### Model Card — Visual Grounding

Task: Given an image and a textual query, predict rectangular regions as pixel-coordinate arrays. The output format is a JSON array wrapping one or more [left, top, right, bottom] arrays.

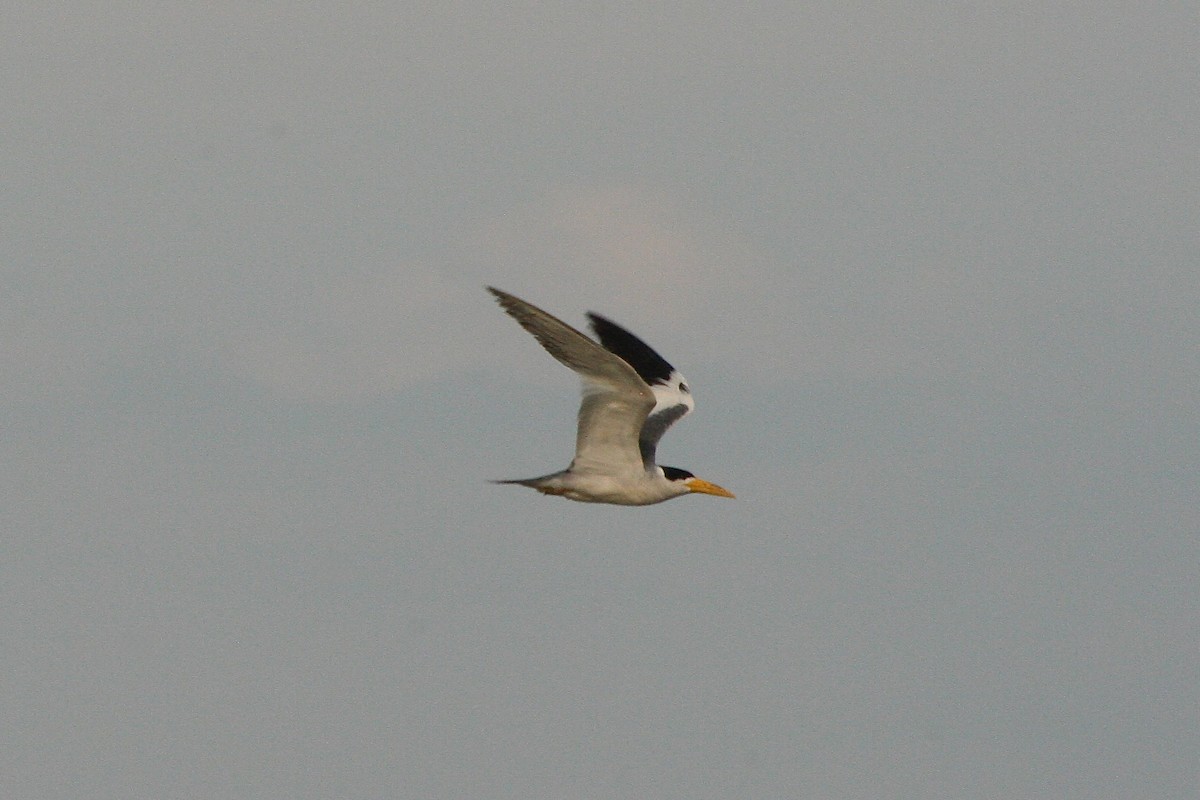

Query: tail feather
[[491, 472, 570, 496], [491, 477, 543, 488]]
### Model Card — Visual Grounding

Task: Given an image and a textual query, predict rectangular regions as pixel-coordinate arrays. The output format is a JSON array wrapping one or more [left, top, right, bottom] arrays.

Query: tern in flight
[[487, 287, 734, 505]]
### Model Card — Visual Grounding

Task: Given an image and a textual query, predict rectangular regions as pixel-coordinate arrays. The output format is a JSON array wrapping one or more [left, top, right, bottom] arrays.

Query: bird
[[486, 286, 734, 505]]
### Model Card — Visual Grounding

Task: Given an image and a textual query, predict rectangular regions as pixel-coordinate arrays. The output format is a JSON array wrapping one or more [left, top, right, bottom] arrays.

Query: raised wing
[[488, 288, 654, 476], [586, 312, 696, 467]]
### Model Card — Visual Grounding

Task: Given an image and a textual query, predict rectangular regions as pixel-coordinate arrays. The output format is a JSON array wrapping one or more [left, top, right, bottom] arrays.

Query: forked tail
[[491, 472, 570, 496]]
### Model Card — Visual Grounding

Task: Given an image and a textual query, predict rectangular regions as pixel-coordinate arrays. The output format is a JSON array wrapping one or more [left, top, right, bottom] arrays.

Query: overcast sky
[[4, 4, 1197, 799]]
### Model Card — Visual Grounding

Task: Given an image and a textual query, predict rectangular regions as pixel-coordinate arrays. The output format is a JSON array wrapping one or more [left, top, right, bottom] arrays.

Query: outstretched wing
[[488, 288, 655, 476], [586, 312, 695, 467]]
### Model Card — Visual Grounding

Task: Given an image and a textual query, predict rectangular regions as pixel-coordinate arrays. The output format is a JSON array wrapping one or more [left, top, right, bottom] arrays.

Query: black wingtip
[[586, 312, 676, 385]]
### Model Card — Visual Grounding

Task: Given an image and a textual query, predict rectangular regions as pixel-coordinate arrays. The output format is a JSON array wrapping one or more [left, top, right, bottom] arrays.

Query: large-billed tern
[[487, 287, 734, 506]]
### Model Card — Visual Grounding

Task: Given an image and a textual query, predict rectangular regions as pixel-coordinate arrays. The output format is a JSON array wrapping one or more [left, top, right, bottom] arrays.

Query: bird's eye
[[679, 382, 689, 393]]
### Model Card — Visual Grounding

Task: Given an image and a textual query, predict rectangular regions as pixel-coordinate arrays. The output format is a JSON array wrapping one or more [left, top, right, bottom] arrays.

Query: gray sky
[[4, 4, 1197, 799]]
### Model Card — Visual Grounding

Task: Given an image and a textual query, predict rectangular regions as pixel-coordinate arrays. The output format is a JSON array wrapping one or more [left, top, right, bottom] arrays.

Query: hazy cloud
[[3, 5, 1196, 799]]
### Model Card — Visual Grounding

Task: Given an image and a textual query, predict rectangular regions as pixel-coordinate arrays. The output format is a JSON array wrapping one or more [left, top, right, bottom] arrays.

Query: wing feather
[[488, 288, 654, 475], [586, 312, 695, 467]]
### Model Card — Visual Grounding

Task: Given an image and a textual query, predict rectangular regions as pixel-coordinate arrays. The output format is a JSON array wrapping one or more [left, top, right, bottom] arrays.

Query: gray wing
[[487, 287, 655, 476], [586, 312, 696, 468], [637, 403, 692, 467]]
